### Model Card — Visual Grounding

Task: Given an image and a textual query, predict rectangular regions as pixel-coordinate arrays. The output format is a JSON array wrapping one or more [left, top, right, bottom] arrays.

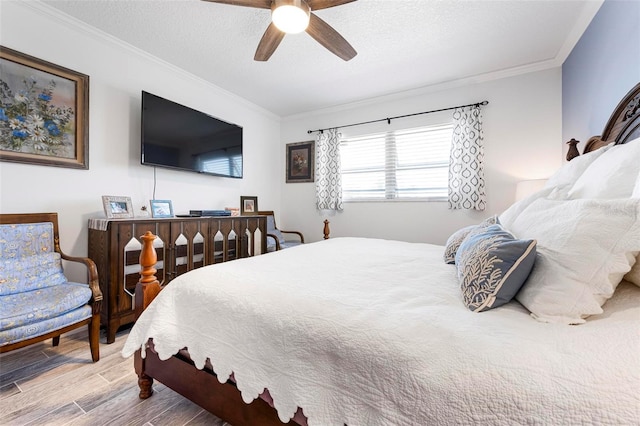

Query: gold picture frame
[[0, 46, 89, 169]]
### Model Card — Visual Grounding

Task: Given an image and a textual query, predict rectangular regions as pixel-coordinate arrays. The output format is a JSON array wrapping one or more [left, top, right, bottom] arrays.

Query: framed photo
[[286, 141, 314, 183], [0, 46, 89, 169], [150, 199, 174, 218], [102, 196, 134, 219], [240, 196, 258, 215]]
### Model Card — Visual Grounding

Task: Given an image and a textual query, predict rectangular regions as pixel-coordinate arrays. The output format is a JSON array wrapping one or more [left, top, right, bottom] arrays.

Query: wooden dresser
[[88, 215, 267, 343]]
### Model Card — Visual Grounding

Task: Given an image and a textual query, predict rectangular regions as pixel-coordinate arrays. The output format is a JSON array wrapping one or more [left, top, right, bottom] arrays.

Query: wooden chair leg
[[52, 336, 60, 346], [88, 314, 100, 362]]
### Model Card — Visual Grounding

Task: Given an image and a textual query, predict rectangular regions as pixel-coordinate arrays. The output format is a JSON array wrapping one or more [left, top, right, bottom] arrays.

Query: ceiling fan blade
[[307, 0, 357, 11], [255, 23, 285, 61], [201, 0, 272, 9], [306, 13, 357, 61]]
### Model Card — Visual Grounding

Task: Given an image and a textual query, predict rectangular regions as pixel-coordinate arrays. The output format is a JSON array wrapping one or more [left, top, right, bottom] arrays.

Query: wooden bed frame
[[132, 83, 640, 426], [568, 82, 640, 159]]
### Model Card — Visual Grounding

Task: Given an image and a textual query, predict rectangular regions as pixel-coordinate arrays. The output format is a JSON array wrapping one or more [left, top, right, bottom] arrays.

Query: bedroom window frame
[[339, 123, 453, 202]]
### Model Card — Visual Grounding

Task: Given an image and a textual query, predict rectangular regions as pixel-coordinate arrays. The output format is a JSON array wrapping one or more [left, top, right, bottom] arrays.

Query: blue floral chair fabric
[[258, 211, 305, 252], [0, 213, 102, 361]]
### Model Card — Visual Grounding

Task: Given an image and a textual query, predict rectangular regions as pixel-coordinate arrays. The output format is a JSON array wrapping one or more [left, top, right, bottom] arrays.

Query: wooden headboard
[[568, 82, 640, 159]]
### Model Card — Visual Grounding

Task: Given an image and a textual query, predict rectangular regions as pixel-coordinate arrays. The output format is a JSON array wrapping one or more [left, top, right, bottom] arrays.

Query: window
[[340, 123, 453, 201]]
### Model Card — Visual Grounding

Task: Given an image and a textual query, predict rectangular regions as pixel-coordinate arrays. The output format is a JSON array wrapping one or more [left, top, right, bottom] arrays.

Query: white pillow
[[509, 198, 640, 324], [625, 257, 640, 287], [567, 138, 640, 199], [499, 185, 567, 230], [544, 143, 613, 189], [628, 172, 640, 287]]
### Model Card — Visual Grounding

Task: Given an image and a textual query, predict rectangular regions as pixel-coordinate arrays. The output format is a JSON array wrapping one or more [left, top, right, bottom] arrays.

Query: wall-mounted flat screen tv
[[141, 91, 243, 178]]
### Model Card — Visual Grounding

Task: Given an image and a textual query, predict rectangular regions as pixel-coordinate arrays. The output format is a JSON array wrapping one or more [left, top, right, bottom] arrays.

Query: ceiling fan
[[202, 0, 358, 61]]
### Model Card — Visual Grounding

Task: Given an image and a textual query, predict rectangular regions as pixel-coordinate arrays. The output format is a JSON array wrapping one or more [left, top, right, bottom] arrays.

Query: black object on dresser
[[189, 209, 231, 217], [88, 215, 266, 343]]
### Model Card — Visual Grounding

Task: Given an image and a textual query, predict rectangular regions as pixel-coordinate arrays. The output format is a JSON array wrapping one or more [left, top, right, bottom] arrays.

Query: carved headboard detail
[[567, 82, 640, 160]]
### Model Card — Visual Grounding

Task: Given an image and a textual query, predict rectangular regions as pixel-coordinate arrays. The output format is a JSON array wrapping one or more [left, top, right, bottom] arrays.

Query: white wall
[[0, 2, 281, 280], [280, 68, 563, 245]]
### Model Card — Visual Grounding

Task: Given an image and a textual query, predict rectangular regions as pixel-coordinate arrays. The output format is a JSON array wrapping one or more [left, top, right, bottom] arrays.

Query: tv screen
[[141, 91, 243, 178]]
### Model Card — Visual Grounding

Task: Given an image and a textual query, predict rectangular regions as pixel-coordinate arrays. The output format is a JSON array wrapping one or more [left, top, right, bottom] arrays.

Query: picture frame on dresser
[[102, 195, 134, 219], [240, 196, 258, 215], [150, 199, 174, 218], [0, 46, 89, 169]]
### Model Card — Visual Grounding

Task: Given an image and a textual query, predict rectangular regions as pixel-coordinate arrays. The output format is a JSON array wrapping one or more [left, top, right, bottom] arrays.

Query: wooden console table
[[88, 215, 266, 343]]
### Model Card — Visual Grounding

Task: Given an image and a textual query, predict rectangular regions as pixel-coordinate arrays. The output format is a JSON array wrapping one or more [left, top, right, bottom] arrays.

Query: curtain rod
[[307, 100, 489, 134]]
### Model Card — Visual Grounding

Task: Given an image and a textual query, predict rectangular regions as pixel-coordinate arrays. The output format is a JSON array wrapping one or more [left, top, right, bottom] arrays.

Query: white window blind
[[201, 154, 242, 176], [340, 123, 453, 201]]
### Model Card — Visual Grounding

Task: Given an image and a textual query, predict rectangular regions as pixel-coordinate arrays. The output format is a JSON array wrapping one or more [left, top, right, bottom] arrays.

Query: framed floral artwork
[[286, 140, 314, 183], [0, 46, 89, 169]]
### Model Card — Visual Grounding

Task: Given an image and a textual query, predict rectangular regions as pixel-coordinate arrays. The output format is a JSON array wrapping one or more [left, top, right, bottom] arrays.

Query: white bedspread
[[122, 237, 640, 425]]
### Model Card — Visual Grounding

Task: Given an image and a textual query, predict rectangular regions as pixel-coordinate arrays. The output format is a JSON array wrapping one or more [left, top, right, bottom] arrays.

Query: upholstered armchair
[[0, 213, 102, 361], [257, 211, 304, 252]]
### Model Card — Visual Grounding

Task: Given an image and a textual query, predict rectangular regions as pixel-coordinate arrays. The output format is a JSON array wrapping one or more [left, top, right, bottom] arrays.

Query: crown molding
[[17, 0, 281, 122], [283, 59, 560, 121], [283, 0, 604, 122], [16, 0, 603, 123], [555, 0, 604, 64]]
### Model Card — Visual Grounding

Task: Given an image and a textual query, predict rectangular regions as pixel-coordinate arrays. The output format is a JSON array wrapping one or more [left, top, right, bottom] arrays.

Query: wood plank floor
[[0, 328, 228, 426]]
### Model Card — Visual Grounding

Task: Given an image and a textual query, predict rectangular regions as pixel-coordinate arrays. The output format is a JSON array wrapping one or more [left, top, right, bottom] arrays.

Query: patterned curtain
[[448, 105, 486, 210], [315, 128, 344, 211]]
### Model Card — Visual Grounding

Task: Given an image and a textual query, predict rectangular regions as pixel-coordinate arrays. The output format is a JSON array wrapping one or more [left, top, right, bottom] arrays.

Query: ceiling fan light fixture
[[272, 0, 310, 34]]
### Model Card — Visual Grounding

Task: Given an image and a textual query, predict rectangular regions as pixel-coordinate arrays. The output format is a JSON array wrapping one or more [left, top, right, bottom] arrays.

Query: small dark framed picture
[[150, 199, 174, 218], [102, 196, 134, 219], [286, 141, 315, 183], [240, 196, 258, 215]]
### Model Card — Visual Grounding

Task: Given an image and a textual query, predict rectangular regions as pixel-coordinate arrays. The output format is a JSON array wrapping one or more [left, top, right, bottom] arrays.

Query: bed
[[122, 83, 640, 426]]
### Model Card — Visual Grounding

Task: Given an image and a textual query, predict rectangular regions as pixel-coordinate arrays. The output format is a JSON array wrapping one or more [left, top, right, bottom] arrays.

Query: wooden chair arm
[[266, 233, 282, 250], [59, 252, 103, 313], [279, 230, 304, 243]]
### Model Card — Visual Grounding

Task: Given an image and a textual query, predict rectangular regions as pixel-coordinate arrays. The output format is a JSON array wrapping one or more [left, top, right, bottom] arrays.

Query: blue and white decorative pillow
[[443, 215, 498, 264], [455, 224, 536, 312]]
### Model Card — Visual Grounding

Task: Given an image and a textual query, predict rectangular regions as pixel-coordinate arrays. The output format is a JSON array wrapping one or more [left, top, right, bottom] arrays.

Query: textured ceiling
[[42, 0, 601, 117]]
